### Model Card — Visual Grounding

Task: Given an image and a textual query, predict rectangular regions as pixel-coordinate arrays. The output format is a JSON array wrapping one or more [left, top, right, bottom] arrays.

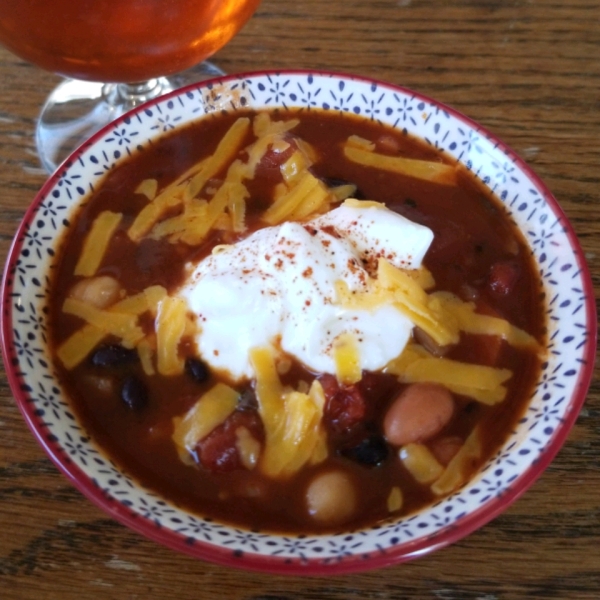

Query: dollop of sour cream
[[176, 202, 434, 381]]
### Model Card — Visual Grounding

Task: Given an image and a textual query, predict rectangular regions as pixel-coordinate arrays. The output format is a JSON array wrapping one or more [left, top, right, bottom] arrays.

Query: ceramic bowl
[[1, 71, 596, 575]]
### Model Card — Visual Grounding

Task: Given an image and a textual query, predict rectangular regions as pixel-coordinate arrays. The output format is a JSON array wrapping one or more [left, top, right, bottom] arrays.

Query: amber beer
[[0, 0, 261, 82]]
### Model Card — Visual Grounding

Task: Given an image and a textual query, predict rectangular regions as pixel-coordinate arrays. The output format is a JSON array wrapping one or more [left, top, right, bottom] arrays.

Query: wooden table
[[0, 1, 598, 598]]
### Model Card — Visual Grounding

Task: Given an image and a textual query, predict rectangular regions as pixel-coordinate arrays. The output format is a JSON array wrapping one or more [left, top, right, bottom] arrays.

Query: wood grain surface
[[0, 1, 598, 598]]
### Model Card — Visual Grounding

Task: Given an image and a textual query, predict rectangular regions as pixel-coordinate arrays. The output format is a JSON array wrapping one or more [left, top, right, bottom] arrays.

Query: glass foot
[[36, 61, 225, 173]]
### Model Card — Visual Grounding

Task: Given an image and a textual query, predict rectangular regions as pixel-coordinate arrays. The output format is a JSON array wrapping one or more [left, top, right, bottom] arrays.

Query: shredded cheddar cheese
[[172, 383, 240, 457], [137, 338, 156, 376], [281, 150, 310, 184], [74, 211, 123, 277], [135, 178, 158, 200], [128, 117, 250, 244], [332, 257, 540, 405], [56, 324, 107, 370], [386, 343, 512, 405], [431, 291, 540, 350], [400, 443, 445, 484], [330, 183, 357, 202], [344, 138, 458, 186], [378, 259, 459, 346], [262, 171, 329, 225], [431, 426, 482, 496], [147, 199, 208, 243], [333, 332, 362, 385], [57, 287, 165, 368], [155, 296, 187, 376], [235, 427, 261, 470], [346, 135, 375, 151], [250, 346, 328, 479], [128, 185, 186, 242], [229, 184, 247, 233], [62, 297, 145, 347], [253, 112, 300, 138], [387, 486, 404, 513], [183, 117, 251, 201], [126, 113, 340, 249]]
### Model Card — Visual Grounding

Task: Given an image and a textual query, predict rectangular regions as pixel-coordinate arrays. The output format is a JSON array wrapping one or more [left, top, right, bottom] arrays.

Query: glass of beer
[[0, 0, 262, 172]]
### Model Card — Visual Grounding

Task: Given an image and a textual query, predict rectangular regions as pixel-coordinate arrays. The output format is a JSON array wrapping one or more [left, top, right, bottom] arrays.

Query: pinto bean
[[383, 383, 454, 447], [305, 470, 357, 524], [69, 275, 122, 308]]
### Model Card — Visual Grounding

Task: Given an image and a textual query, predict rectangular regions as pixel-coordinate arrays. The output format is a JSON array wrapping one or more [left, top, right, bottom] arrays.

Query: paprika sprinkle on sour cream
[[49, 110, 545, 534]]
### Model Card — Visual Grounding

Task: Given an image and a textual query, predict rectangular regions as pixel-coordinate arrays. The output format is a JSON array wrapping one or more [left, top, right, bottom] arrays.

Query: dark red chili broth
[[49, 109, 545, 534]]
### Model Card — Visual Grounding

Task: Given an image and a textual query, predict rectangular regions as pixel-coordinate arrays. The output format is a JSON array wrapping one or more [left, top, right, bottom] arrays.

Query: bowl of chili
[[1, 70, 595, 574]]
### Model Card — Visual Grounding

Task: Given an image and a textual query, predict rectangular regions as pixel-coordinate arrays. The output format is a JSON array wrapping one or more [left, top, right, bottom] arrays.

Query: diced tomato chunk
[[252, 134, 299, 182], [487, 260, 521, 295], [319, 374, 367, 434], [196, 410, 263, 473]]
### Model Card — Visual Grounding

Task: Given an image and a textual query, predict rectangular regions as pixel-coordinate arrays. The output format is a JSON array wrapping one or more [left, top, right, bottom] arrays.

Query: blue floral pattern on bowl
[[1, 71, 595, 574]]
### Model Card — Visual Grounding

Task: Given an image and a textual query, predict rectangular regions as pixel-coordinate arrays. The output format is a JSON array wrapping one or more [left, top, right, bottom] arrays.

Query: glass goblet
[[0, 0, 262, 172]]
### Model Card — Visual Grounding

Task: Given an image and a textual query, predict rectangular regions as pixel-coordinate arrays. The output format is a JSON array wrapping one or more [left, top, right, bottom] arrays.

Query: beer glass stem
[[115, 79, 165, 105], [36, 62, 224, 173]]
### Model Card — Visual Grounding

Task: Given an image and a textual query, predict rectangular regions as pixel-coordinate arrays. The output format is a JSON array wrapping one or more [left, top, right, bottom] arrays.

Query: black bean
[[341, 434, 389, 467], [91, 344, 138, 368], [185, 357, 209, 383], [120, 375, 148, 411]]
